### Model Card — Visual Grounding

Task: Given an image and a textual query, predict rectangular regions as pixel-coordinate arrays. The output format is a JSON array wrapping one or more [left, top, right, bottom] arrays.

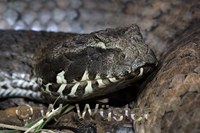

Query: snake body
[[0, 1, 199, 132], [0, 25, 157, 103]]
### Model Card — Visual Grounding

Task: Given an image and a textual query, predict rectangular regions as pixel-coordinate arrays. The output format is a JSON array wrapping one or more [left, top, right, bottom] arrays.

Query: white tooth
[[56, 71, 67, 84], [84, 80, 93, 95], [68, 82, 80, 97], [138, 68, 144, 77], [57, 84, 67, 97], [81, 69, 89, 81], [108, 77, 118, 83]]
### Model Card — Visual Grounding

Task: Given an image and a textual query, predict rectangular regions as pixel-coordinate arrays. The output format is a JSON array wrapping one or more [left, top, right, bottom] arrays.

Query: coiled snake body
[[0, 1, 199, 132]]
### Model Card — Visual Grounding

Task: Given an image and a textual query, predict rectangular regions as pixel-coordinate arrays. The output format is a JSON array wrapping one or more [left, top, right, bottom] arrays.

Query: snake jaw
[[41, 65, 147, 101], [42, 69, 122, 100]]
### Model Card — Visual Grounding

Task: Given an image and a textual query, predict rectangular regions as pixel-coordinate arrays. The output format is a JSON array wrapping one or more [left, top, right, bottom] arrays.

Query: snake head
[[34, 24, 158, 102]]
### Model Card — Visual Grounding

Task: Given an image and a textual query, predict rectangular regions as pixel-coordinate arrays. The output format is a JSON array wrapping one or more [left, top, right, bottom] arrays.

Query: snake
[[0, 1, 199, 132], [0, 24, 157, 103]]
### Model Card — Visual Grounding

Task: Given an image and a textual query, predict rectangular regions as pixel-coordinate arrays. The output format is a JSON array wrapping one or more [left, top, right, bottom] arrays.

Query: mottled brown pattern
[[135, 24, 200, 133], [0, 0, 199, 132]]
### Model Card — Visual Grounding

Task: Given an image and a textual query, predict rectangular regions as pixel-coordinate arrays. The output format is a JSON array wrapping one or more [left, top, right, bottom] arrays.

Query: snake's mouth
[[42, 67, 144, 100]]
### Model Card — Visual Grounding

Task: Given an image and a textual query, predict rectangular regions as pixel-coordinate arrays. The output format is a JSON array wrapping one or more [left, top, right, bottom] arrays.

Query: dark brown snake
[[0, 24, 157, 102], [0, 0, 199, 132]]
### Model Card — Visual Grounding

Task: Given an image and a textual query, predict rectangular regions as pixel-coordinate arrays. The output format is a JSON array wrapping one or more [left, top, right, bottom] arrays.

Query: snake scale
[[0, 25, 157, 103], [0, 0, 199, 132]]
